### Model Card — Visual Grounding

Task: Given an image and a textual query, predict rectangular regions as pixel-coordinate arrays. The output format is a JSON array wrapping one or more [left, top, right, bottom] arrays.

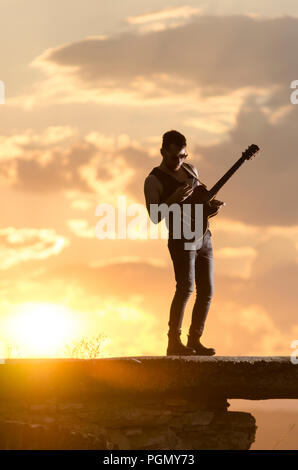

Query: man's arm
[[144, 175, 182, 224], [144, 175, 163, 224]]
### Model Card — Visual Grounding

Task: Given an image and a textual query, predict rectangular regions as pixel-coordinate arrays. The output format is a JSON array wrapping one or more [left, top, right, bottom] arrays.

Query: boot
[[187, 329, 216, 356], [166, 328, 196, 356]]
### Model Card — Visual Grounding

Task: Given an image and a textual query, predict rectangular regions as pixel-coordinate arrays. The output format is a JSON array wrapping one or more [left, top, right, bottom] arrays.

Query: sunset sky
[[0, 0, 297, 359]]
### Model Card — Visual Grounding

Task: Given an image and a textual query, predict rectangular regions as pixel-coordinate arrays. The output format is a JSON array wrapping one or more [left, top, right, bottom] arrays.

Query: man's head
[[160, 130, 188, 171]]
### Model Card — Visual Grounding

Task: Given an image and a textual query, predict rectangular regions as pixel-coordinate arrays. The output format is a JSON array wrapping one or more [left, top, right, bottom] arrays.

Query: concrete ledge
[[0, 356, 297, 401], [5, 357, 293, 449]]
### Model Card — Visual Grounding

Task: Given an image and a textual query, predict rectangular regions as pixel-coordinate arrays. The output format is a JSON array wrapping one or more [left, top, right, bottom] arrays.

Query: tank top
[[148, 163, 211, 241]]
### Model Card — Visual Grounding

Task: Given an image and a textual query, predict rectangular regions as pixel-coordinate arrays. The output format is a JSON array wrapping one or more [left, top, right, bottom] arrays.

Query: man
[[144, 130, 222, 356]]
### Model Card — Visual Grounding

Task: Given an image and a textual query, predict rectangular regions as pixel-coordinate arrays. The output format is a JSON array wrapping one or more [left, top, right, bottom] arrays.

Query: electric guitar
[[181, 144, 260, 239]]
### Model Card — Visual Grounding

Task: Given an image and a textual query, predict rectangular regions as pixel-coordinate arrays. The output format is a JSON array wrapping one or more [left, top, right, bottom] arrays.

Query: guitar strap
[[182, 162, 207, 189], [182, 162, 212, 237]]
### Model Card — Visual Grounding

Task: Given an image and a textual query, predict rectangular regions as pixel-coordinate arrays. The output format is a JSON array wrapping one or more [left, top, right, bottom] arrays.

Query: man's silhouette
[[144, 130, 219, 356]]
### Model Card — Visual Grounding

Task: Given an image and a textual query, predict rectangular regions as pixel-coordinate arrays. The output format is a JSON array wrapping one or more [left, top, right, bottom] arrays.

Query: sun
[[6, 302, 79, 358]]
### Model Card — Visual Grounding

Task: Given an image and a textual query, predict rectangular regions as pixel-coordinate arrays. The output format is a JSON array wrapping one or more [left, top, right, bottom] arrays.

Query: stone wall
[[1, 356, 295, 450], [0, 398, 256, 450]]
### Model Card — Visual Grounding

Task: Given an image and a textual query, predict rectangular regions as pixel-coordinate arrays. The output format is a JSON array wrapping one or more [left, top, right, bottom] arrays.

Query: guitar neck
[[207, 154, 246, 200]]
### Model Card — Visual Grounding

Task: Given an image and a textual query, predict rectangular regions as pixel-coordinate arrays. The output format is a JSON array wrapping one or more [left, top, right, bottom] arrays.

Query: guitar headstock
[[242, 144, 260, 161]]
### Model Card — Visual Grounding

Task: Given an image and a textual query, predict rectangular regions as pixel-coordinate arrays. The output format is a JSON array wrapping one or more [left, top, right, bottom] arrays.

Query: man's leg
[[166, 239, 196, 355], [168, 240, 196, 331], [187, 231, 215, 355]]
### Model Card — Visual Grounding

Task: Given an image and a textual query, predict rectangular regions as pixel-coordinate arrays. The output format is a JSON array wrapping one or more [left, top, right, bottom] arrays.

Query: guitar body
[[185, 185, 220, 238]]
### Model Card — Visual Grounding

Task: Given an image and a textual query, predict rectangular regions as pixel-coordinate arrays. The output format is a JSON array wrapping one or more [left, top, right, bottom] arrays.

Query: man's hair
[[162, 130, 186, 151]]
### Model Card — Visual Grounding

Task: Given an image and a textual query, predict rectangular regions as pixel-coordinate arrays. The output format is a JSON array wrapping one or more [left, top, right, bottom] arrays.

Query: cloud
[[10, 140, 98, 193], [0, 227, 68, 269], [38, 15, 298, 92], [35, 234, 298, 355], [209, 303, 291, 356], [212, 231, 298, 332], [0, 126, 75, 161], [126, 6, 202, 33], [7, 15, 298, 110], [47, 222, 298, 334], [89, 255, 167, 269], [216, 245, 257, 279], [67, 219, 95, 238], [0, 128, 154, 205], [127, 6, 201, 25], [0, 127, 107, 194], [0, 129, 121, 195], [0, 222, 296, 355], [192, 89, 298, 226]]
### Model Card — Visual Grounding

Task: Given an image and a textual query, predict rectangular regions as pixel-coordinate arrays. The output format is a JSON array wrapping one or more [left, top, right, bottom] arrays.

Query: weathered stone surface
[[0, 356, 296, 400], [2, 356, 296, 449], [0, 409, 256, 450]]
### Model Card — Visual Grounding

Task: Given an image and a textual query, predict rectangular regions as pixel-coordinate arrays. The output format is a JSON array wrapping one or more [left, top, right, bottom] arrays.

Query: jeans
[[167, 229, 214, 336]]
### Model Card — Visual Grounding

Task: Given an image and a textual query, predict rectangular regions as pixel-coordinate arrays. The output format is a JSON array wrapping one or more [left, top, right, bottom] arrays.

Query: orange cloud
[[7, 15, 295, 116], [193, 91, 298, 226], [126, 6, 202, 33], [127, 6, 201, 24], [0, 227, 68, 269], [67, 219, 95, 238]]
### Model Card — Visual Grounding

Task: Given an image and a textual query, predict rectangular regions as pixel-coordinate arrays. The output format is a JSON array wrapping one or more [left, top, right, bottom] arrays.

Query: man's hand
[[210, 199, 226, 208], [169, 183, 194, 204]]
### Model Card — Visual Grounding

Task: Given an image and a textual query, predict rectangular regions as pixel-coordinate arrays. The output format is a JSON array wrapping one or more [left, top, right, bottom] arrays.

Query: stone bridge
[[0, 356, 297, 450]]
